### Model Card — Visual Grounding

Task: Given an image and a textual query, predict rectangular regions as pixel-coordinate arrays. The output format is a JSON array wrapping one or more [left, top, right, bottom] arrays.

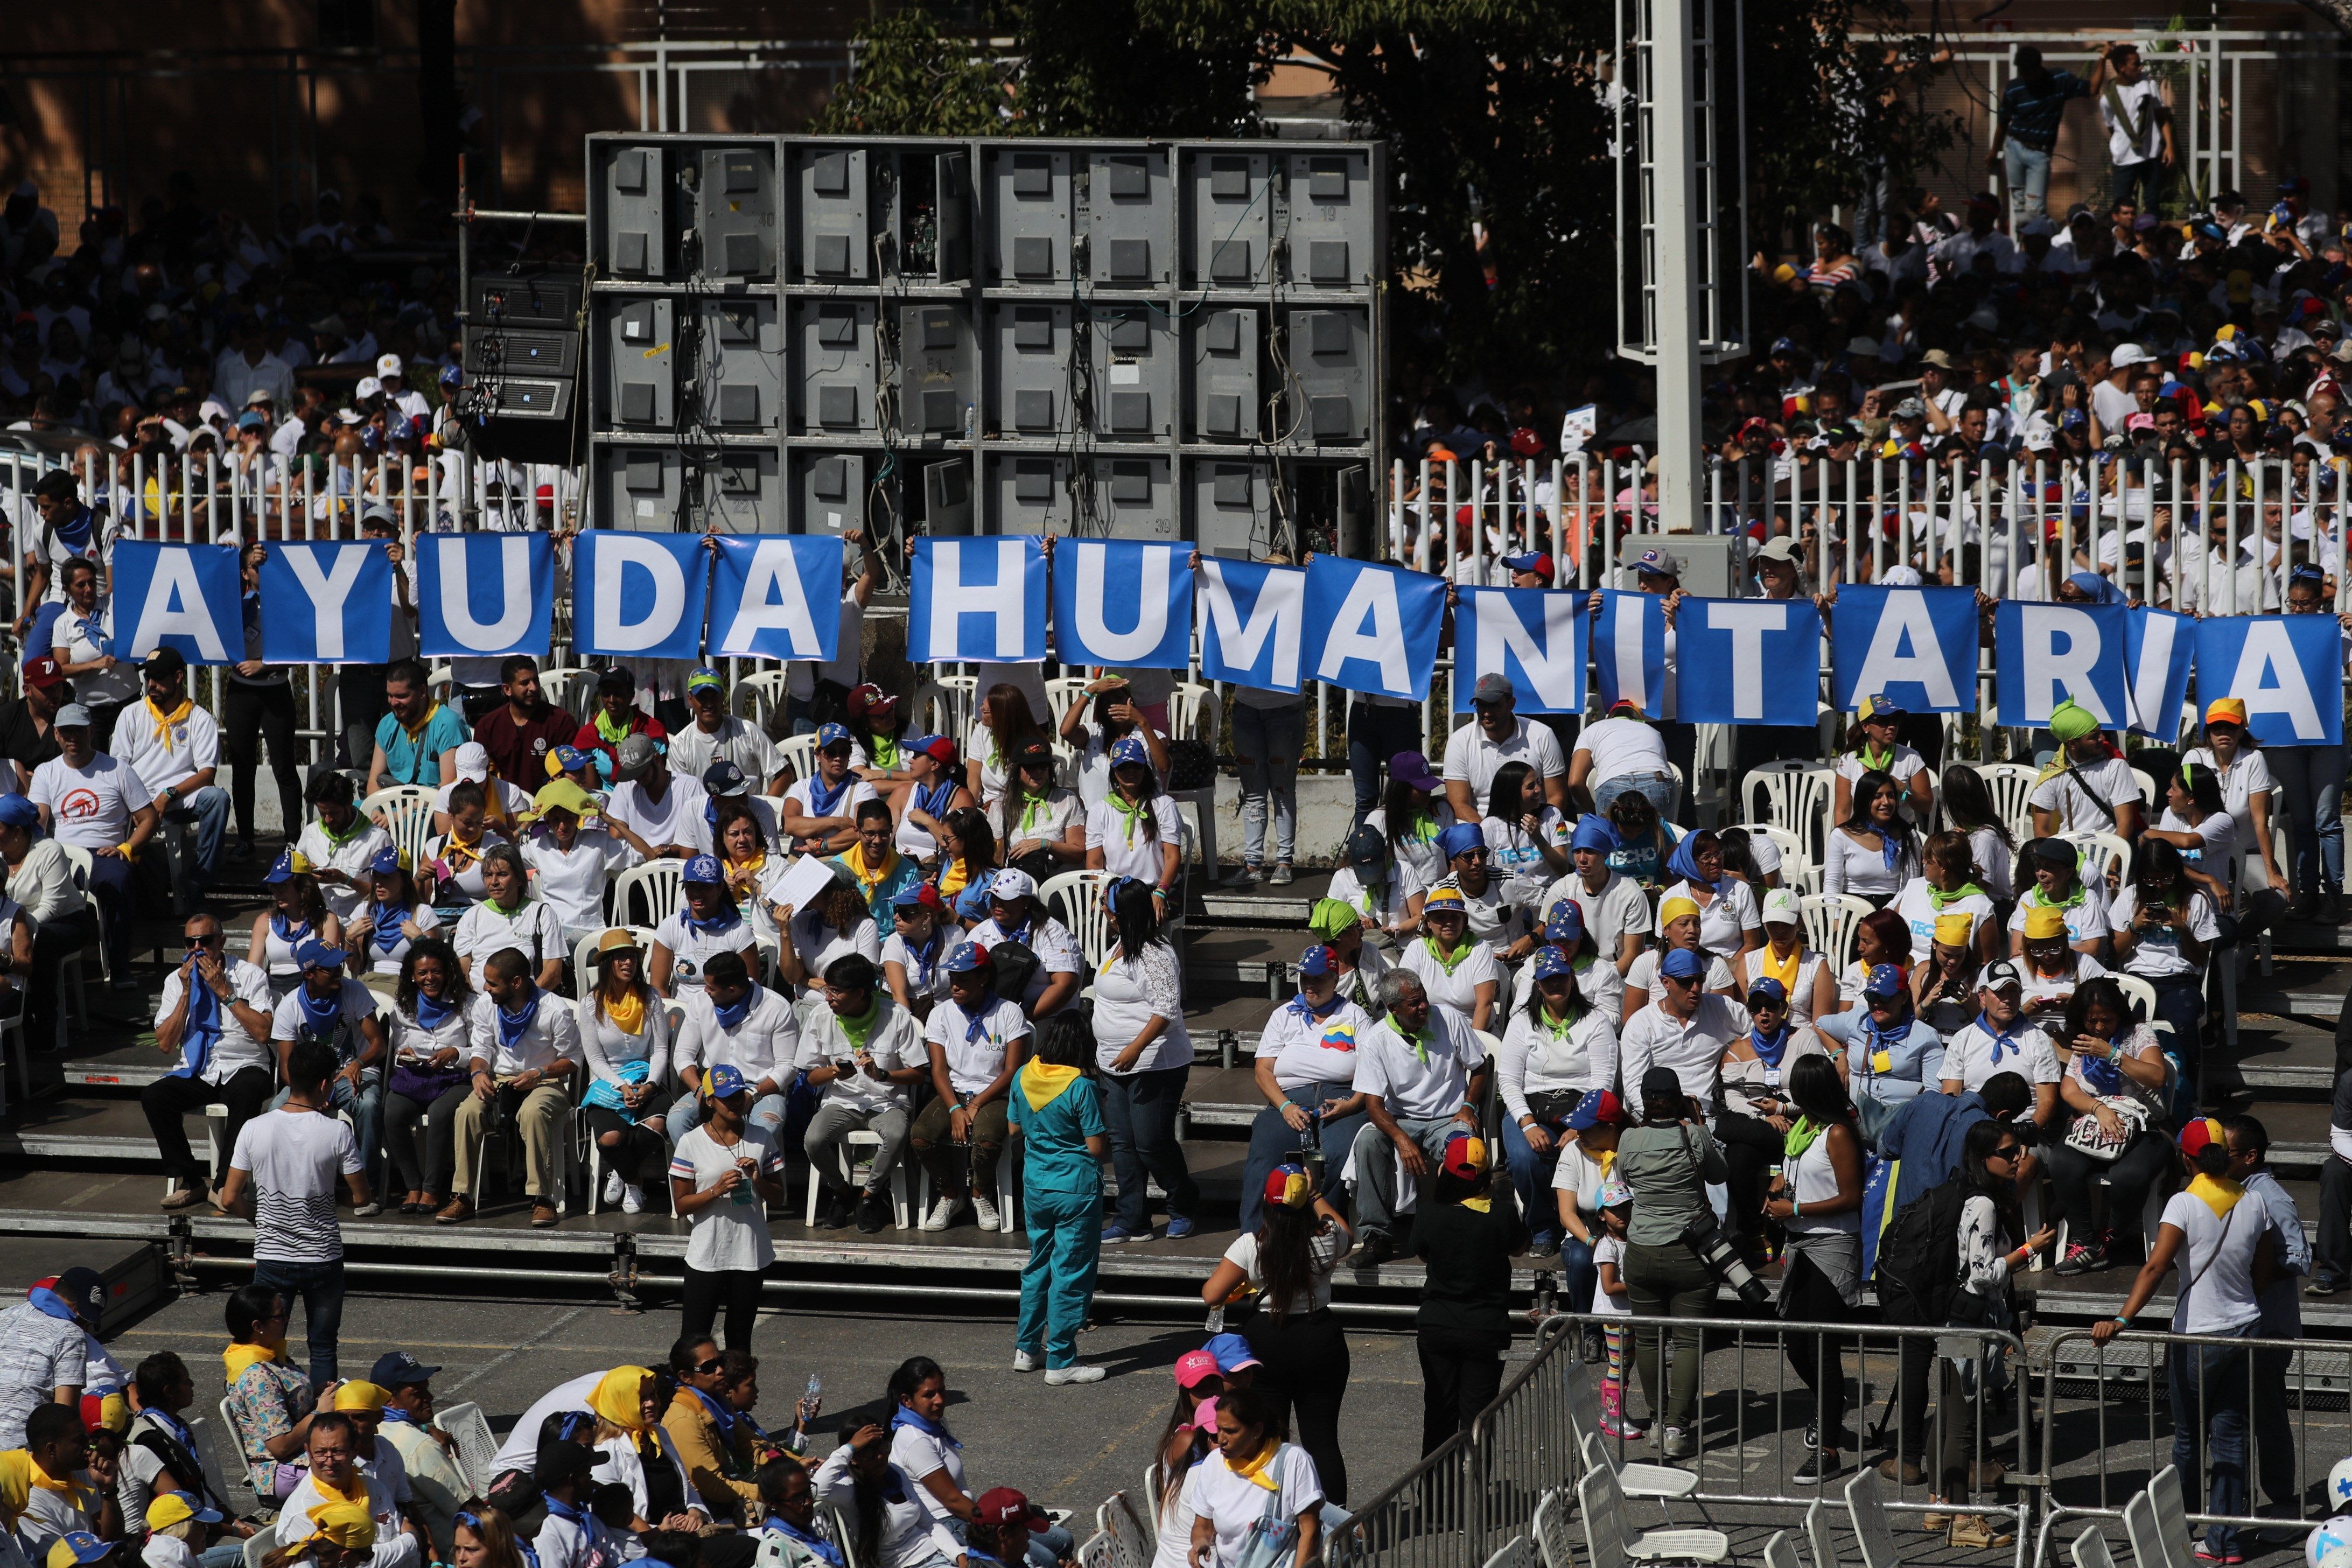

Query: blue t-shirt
[[374, 703, 471, 786], [1008, 1069, 1105, 1198], [1999, 69, 2089, 149]]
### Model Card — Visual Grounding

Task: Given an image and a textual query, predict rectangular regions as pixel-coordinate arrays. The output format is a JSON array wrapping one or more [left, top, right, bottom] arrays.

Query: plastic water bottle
[[804, 1372, 822, 1403], [1203, 1304, 1224, 1334]]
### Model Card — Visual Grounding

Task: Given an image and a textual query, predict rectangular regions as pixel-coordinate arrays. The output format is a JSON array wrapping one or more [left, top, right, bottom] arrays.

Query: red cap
[[1442, 1132, 1488, 1181], [22, 656, 64, 691], [974, 1488, 1050, 1531], [2178, 1117, 2228, 1158], [847, 683, 899, 718], [1173, 1349, 1221, 1388], [915, 736, 958, 765]]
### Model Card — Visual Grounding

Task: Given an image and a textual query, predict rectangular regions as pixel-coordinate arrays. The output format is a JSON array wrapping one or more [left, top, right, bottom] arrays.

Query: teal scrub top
[[1010, 1069, 1105, 1197]]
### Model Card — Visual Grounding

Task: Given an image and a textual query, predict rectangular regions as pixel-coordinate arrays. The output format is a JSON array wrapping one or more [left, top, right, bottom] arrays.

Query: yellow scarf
[[2185, 1172, 2245, 1220], [305, 1467, 371, 1515], [601, 987, 647, 1037], [400, 702, 445, 748], [939, 858, 972, 899], [587, 1366, 652, 1432], [223, 1340, 283, 1384], [1018, 1060, 1081, 1111], [1758, 941, 1801, 997], [144, 695, 194, 746], [0, 1450, 31, 1528], [1229, 1439, 1282, 1492], [843, 842, 895, 892], [27, 1458, 82, 1502], [442, 830, 486, 870]]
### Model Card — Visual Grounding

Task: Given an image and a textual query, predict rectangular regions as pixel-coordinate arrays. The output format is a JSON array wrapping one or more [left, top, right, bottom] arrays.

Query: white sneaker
[[972, 1193, 1003, 1230], [1044, 1364, 1106, 1386], [1012, 1350, 1039, 1373], [621, 1184, 645, 1215], [923, 1194, 963, 1231], [603, 1168, 625, 1206]]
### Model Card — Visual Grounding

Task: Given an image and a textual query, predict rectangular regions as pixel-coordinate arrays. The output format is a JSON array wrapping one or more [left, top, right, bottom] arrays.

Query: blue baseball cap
[[1437, 822, 1486, 861], [369, 846, 405, 876], [1658, 948, 1707, 982], [682, 854, 725, 885], [0, 794, 37, 830], [1864, 962, 1906, 998], [894, 883, 942, 911], [1109, 736, 1152, 769], [703, 1063, 749, 1101], [1203, 1332, 1262, 1373], [1566, 1089, 1629, 1130], [1543, 902, 1585, 944], [1531, 947, 1573, 981], [942, 943, 989, 975], [1746, 975, 1788, 1007], [701, 760, 749, 797], [295, 940, 347, 972], [51, 1534, 113, 1566], [1297, 943, 1334, 977], [262, 850, 299, 884], [552, 744, 592, 773], [369, 1350, 441, 1386], [1343, 825, 1387, 868], [817, 722, 853, 748]]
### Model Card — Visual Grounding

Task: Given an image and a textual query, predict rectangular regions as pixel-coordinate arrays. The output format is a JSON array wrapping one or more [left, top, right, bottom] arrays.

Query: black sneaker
[[1803, 1418, 1819, 1451], [1793, 1452, 1846, 1486], [1345, 1229, 1396, 1270], [857, 1191, 891, 1234], [2310, 1274, 2346, 1297], [811, 1191, 851, 1230]]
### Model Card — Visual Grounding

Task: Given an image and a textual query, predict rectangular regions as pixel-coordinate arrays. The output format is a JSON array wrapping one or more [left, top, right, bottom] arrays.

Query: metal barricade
[[2035, 1324, 2351, 1567]]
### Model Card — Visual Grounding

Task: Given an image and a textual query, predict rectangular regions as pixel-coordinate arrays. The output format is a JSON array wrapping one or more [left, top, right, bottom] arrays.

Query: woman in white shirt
[[1737, 891, 1833, 1027], [1326, 824, 1425, 953], [2109, 839, 2216, 1050], [1823, 768, 1920, 905], [1888, 831, 1999, 963], [1832, 695, 1933, 827], [775, 871, 884, 998], [1938, 764, 2018, 901], [249, 852, 342, 999], [1480, 760, 1570, 894], [1363, 752, 1455, 890], [50, 558, 135, 744], [895, 736, 976, 871], [1398, 885, 1498, 1030], [710, 797, 789, 948], [882, 884, 954, 1021], [520, 782, 640, 947], [451, 844, 566, 992], [994, 738, 1085, 883], [1058, 676, 1171, 811], [1181, 1388, 1324, 1568], [2181, 698, 2282, 890], [1094, 877, 1196, 1241], [1654, 830, 1762, 961], [813, 1422, 959, 1568], [342, 849, 439, 992], [972, 683, 1058, 811], [379, 937, 473, 1215], [577, 929, 675, 1215], [1717, 975, 1831, 1260], [669, 1060, 785, 1349], [650, 855, 760, 999], [2143, 763, 2241, 905], [423, 781, 509, 907], [1567, 705, 1674, 818], [1762, 1055, 1866, 1484], [1086, 737, 1183, 894], [1497, 947, 1618, 1255]]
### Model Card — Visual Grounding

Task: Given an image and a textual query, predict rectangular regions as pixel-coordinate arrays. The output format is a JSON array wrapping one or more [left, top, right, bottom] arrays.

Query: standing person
[[1010, 1012, 1110, 1385], [1093, 877, 1196, 1243], [2181, 699, 2281, 895], [268, 942, 389, 1214], [1224, 677, 1305, 888], [1341, 971, 1490, 1269], [111, 648, 228, 910], [1411, 1134, 1528, 1459], [1765, 1056, 1866, 1484], [48, 559, 133, 751], [2224, 1116, 2305, 1526], [216, 1040, 367, 1386], [2093, 1119, 2276, 1564], [1200, 1165, 1352, 1502], [668, 1065, 785, 1354], [145, 915, 276, 1212], [337, 506, 414, 775], [1989, 45, 2092, 225], [2089, 41, 2173, 216], [30, 702, 156, 986], [1615, 1067, 1726, 1459], [1180, 1389, 1322, 1568], [443, 948, 581, 1228], [222, 540, 304, 856], [2266, 566, 2348, 919]]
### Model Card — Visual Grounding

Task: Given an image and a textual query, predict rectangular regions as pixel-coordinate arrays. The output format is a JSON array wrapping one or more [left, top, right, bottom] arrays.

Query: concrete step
[[2218, 1018, 2341, 1094]]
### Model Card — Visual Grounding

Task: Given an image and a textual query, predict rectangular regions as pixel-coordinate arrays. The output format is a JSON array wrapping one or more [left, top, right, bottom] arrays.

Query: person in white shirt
[[442, 948, 581, 1228], [1397, 883, 1501, 1031], [293, 771, 395, 928], [48, 558, 135, 746], [1342, 969, 1489, 1268], [668, 949, 799, 1150], [268, 940, 391, 1215], [449, 844, 566, 993], [785, 724, 879, 855], [271, 1412, 421, 1568], [797, 953, 928, 1234], [911, 947, 1032, 1232], [811, 1421, 961, 1568], [1937, 960, 2064, 1133], [1497, 946, 1618, 1254], [1544, 817, 1650, 976], [1442, 673, 1571, 823], [964, 869, 1083, 1018], [145, 914, 277, 1210], [1237, 945, 1374, 1235], [530, 1440, 619, 1568], [31, 702, 157, 984], [345, 850, 440, 984], [882, 884, 955, 1021], [2091, 43, 2173, 216], [651, 855, 761, 1000], [1083, 736, 1183, 892], [1180, 1390, 1324, 1568], [606, 737, 708, 861], [1567, 701, 1675, 820], [669, 668, 785, 792], [1619, 947, 1753, 1117], [1093, 877, 1196, 1243], [519, 780, 638, 944], [2028, 699, 2145, 839], [110, 648, 228, 906], [667, 1061, 786, 1354]]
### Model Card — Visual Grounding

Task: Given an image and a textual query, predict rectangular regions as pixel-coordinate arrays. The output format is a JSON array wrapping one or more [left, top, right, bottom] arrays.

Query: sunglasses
[[1989, 1146, 2022, 1163], [1453, 849, 1489, 862]]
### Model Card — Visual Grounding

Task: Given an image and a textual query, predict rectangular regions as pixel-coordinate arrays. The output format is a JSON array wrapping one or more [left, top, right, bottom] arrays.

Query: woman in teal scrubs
[[1010, 1012, 1111, 1385]]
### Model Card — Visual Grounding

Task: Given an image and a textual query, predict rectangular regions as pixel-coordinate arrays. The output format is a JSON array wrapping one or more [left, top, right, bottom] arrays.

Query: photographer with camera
[[1615, 1065, 1728, 1460]]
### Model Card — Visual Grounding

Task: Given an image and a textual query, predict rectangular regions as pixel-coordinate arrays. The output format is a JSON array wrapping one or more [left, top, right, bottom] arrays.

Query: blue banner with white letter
[[573, 530, 711, 662], [1453, 587, 1586, 715], [910, 537, 1046, 664], [417, 532, 554, 659], [109, 542, 243, 666], [1196, 557, 1305, 694], [1993, 600, 2128, 729], [1051, 541, 1192, 671], [1303, 555, 1445, 702], [257, 541, 392, 665], [2193, 613, 2346, 745], [1675, 596, 1822, 725], [1591, 591, 1667, 718], [707, 535, 844, 663], [1829, 585, 1979, 714], [2125, 606, 2196, 739]]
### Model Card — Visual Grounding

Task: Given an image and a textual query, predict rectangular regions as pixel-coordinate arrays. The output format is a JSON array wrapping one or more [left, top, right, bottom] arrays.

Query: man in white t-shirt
[[445, 948, 581, 1229], [668, 667, 785, 791], [2091, 43, 2172, 216], [30, 702, 157, 986], [1936, 960, 2062, 1133], [1441, 673, 1569, 822], [269, 941, 391, 1214], [109, 648, 227, 911], [1343, 969, 1488, 1268], [218, 1037, 368, 1385], [2029, 699, 2144, 839], [796, 953, 928, 1234], [605, 734, 707, 860]]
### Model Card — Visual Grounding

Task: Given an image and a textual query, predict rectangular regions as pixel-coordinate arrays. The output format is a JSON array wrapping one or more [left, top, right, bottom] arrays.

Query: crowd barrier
[[1301, 1307, 2352, 1568]]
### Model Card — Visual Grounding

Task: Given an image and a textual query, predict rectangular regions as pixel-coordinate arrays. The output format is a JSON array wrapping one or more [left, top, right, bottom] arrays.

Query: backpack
[[1872, 1174, 1969, 1326], [988, 940, 1041, 1004]]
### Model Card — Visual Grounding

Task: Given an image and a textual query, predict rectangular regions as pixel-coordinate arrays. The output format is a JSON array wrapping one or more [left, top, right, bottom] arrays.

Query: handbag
[[1524, 1089, 1582, 1129], [1230, 1462, 1300, 1568], [2062, 1095, 2148, 1161], [387, 1059, 465, 1104]]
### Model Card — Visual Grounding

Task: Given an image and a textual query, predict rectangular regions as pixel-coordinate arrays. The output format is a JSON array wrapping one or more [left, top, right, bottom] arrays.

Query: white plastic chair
[[1840, 1466, 1902, 1568], [2112, 972, 2158, 1025], [1971, 762, 2040, 846], [2062, 830, 2132, 895], [425, 664, 456, 702], [242, 1535, 271, 1568], [1743, 761, 1837, 863], [2145, 1465, 2196, 1568], [1094, 1490, 1154, 1568], [2130, 766, 2158, 813], [2121, 1490, 2171, 1568], [775, 732, 820, 790], [1762, 1531, 1804, 1568], [803, 1129, 912, 1229], [1565, 1369, 1698, 1502], [2072, 1524, 2122, 1568], [1165, 681, 1217, 741], [535, 667, 591, 714], [1076, 1531, 1113, 1568], [1577, 1445, 1728, 1566], [186, 1413, 235, 1523], [52, 842, 104, 1005], [612, 860, 684, 928], [1039, 869, 1114, 970], [1482, 1538, 1534, 1568], [1045, 677, 1093, 731], [1807, 1499, 1842, 1568], [362, 786, 439, 874], [1532, 1490, 1577, 1568], [915, 1154, 1019, 1235], [1798, 893, 1874, 975], [1734, 822, 1808, 877], [733, 670, 792, 732], [435, 1399, 500, 1493]]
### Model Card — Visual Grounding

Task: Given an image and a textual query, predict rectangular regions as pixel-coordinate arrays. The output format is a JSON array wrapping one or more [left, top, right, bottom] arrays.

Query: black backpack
[[989, 940, 1042, 1003], [1872, 1174, 1968, 1326]]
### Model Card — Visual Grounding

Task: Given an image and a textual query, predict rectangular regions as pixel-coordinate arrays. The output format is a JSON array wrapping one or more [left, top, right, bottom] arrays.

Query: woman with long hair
[[1180, 1387, 1324, 1568], [1497, 947, 1618, 1256], [1059, 675, 1171, 811], [1481, 760, 1570, 889], [2181, 697, 2281, 890], [2143, 762, 2242, 909], [931, 807, 999, 904], [251, 851, 341, 1000], [423, 781, 506, 906], [884, 1355, 978, 1535], [1891, 831, 1998, 963], [709, 795, 788, 946], [293, 769, 394, 925], [1824, 908, 1913, 1019], [813, 1420, 953, 1568], [1364, 751, 1455, 890], [1937, 764, 2017, 901], [576, 929, 675, 1215], [1833, 696, 1934, 826], [2048, 977, 2173, 1276], [1085, 738, 1182, 896], [2109, 837, 2216, 1058], [1146, 1375, 1220, 1568], [897, 734, 976, 872], [450, 843, 565, 992], [992, 739, 1083, 883], [1716, 976, 1830, 1261], [1764, 1055, 1865, 1482], [1094, 877, 1197, 1242], [1824, 769, 1920, 905], [343, 849, 438, 991], [1603, 786, 1678, 889], [774, 872, 883, 996], [1198, 1165, 1353, 1503], [380, 937, 473, 1215], [1012, 1012, 1113, 1383], [971, 684, 1054, 812]]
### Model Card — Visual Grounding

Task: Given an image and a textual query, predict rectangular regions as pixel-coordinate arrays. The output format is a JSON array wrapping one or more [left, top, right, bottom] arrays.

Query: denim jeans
[[1233, 702, 1305, 867], [269, 1068, 383, 1190], [2270, 743, 2346, 893], [667, 1087, 789, 1146], [1238, 1080, 1367, 1234], [2168, 1325, 2255, 1557], [1100, 1064, 1199, 1231], [1499, 1114, 1566, 1247], [2113, 157, 2166, 214], [2004, 142, 2053, 221], [253, 1256, 347, 1385], [1347, 701, 1425, 825], [163, 786, 232, 911], [1558, 1233, 1597, 1326]]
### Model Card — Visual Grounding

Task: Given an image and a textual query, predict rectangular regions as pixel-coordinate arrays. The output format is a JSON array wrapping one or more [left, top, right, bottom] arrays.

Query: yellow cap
[[1933, 912, 1975, 947], [299, 1502, 377, 1552], [1660, 897, 1701, 927], [2024, 906, 2068, 940], [332, 1380, 389, 1413]]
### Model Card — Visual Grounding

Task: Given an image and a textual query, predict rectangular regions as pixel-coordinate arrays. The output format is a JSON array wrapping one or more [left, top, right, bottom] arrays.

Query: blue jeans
[[85, 849, 135, 978], [667, 1087, 789, 1146], [1347, 702, 1424, 825], [1238, 1080, 1367, 1234], [1100, 1065, 1198, 1232], [1559, 1233, 1598, 1325], [164, 787, 232, 913], [1499, 1113, 1567, 1247], [269, 1068, 383, 1191], [252, 1256, 347, 1385], [2004, 142, 2053, 221], [2168, 1325, 2255, 1557], [2270, 743, 2346, 893], [1233, 702, 1305, 867], [1017, 1187, 1101, 1369], [199, 1543, 245, 1568], [2113, 157, 2166, 214]]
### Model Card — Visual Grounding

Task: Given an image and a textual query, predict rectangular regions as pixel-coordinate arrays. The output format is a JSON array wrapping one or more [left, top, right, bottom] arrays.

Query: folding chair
[[2071, 1524, 2122, 1568], [1567, 1373, 1699, 1501], [1762, 1532, 1804, 1568], [1806, 1499, 1842, 1568], [1532, 1488, 1578, 1568], [1840, 1467, 1903, 1568], [435, 1399, 500, 1494], [1482, 1538, 1534, 1568], [1577, 1453, 1728, 1566], [2145, 1466, 2197, 1568]]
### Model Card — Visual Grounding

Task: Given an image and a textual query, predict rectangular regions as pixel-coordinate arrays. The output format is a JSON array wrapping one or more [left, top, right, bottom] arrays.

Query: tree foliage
[[828, 0, 1952, 383], [810, 9, 1021, 138]]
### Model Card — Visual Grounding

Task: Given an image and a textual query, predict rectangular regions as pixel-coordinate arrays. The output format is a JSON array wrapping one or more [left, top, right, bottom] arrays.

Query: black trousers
[[585, 1084, 678, 1187], [1714, 1110, 1784, 1245], [384, 1082, 470, 1195], [1245, 1307, 1352, 1504], [27, 906, 94, 1047], [2318, 1156, 2352, 1287], [338, 664, 390, 773], [1417, 1324, 1507, 1458], [140, 1066, 274, 1188], [221, 681, 303, 843], [681, 1265, 764, 1353], [2048, 1132, 2173, 1245]]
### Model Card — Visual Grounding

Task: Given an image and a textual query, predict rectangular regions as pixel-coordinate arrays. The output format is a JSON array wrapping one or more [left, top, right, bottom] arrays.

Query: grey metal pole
[[1649, 0, 1705, 532]]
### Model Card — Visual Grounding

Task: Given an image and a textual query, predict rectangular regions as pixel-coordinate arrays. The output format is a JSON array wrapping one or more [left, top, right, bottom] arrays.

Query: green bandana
[[838, 999, 879, 1051], [1927, 881, 1987, 911], [1783, 1115, 1828, 1163]]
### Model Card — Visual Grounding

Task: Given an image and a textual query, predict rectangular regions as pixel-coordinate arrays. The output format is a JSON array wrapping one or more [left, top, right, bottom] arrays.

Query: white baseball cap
[[376, 353, 404, 380], [1761, 886, 1802, 925], [2111, 343, 2152, 369], [452, 741, 491, 783]]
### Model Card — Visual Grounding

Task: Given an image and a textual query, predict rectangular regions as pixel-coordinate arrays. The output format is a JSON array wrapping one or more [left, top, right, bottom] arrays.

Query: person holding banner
[[783, 726, 877, 857], [367, 660, 467, 797], [1543, 818, 1648, 978], [1831, 697, 1935, 830], [1059, 678, 1171, 814], [785, 527, 877, 738], [2180, 699, 2283, 893], [2027, 699, 2145, 841], [32, 703, 157, 988], [967, 686, 1058, 813], [1326, 825, 1426, 957], [1084, 738, 1182, 899], [1441, 675, 1570, 828], [2263, 563, 2351, 921], [111, 647, 228, 913], [1224, 672, 1307, 891], [1823, 771, 1922, 906], [15, 469, 110, 649], [450, 844, 564, 995], [2005, 838, 2113, 958], [49, 559, 132, 751]]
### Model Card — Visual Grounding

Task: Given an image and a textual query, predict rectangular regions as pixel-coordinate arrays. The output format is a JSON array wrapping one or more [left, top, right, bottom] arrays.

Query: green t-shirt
[[1009, 1071, 1105, 1197]]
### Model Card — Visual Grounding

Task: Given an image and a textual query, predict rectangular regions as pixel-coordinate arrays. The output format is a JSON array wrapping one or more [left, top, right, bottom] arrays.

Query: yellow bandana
[[401, 702, 445, 748], [0, 1450, 30, 1528], [2185, 1172, 2245, 1220], [601, 988, 647, 1038], [222, 1340, 283, 1384], [1230, 1440, 1282, 1492], [305, 1470, 370, 1513], [299, 1500, 377, 1552], [587, 1366, 653, 1432], [1758, 941, 1801, 996], [1018, 1060, 1081, 1111], [144, 696, 194, 746]]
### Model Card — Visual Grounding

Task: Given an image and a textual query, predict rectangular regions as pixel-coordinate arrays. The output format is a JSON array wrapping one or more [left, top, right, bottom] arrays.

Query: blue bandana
[[2080, 1030, 2129, 1096], [296, 983, 344, 1044], [495, 989, 542, 1053], [270, 912, 311, 948], [889, 1403, 960, 1450], [1974, 1010, 2025, 1063], [711, 988, 754, 1031], [414, 991, 456, 1031], [1751, 1022, 1793, 1070], [1665, 834, 1715, 892], [805, 772, 852, 820], [26, 1287, 73, 1323], [49, 506, 92, 552], [683, 904, 744, 940], [683, 1383, 736, 1445], [763, 1518, 844, 1568], [174, 959, 222, 1079], [372, 899, 407, 954]]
